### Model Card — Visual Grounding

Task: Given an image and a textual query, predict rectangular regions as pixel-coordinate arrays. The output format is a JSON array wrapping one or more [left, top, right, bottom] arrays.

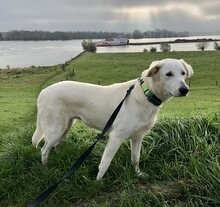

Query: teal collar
[[138, 78, 162, 106]]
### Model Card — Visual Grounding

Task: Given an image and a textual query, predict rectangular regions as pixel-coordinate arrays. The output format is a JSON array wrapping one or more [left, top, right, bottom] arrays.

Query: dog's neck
[[138, 78, 162, 106]]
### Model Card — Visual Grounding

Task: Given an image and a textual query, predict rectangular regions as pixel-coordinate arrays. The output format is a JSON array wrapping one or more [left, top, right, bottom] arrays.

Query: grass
[[0, 66, 64, 133], [0, 51, 220, 206], [0, 117, 219, 206]]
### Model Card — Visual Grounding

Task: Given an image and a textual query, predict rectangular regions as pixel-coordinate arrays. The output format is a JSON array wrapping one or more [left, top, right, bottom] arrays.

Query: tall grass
[[0, 116, 219, 206]]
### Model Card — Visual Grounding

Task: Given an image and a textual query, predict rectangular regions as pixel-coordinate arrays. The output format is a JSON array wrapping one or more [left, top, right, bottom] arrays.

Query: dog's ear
[[143, 60, 162, 77], [179, 59, 193, 78]]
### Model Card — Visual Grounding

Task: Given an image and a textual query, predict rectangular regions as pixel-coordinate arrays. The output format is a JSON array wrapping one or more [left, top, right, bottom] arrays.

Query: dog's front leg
[[130, 135, 144, 176], [96, 134, 124, 181]]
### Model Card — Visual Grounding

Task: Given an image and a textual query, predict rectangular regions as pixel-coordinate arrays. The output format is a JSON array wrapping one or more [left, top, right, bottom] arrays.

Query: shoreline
[[0, 51, 86, 71]]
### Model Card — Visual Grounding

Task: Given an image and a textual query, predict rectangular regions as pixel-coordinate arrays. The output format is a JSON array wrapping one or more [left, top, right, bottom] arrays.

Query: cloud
[[113, 2, 220, 32], [0, 0, 220, 33]]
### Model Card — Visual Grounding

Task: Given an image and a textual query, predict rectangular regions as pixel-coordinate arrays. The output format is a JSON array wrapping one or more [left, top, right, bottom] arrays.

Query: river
[[0, 35, 219, 69]]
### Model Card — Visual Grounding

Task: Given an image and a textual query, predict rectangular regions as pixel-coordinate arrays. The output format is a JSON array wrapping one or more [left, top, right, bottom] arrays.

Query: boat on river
[[96, 37, 129, 47]]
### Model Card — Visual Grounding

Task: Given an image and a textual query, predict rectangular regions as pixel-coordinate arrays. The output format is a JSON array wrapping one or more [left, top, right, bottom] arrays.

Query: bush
[[150, 47, 157, 52], [143, 48, 148, 53], [196, 42, 209, 51], [160, 43, 171, 52], [82, 40, 96, 52], [214, 41, 220, 50]]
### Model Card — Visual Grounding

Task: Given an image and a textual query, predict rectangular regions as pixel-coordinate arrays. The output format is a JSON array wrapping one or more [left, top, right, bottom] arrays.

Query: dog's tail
[[32, 124, 43, 149]]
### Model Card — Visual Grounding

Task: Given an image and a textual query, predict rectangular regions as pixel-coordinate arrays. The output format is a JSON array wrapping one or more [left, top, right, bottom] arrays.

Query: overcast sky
[[1, 0, 220, 33]]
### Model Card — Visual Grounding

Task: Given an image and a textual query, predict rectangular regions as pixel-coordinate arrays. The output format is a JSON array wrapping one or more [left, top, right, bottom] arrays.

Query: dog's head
[[142, 59, 193, 99]]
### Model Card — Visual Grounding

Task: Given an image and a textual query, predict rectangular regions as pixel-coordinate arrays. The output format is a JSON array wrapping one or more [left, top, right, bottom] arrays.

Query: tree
[[196, 42, 209, 51], [132, 30, 143, 39], [143, 29, 189, 38], [150, 47, 157, 52], [160, 43, 171, 52], [0, 33, 3, 40], [214, 41, 220, 50], [82, 40, 96, 52]]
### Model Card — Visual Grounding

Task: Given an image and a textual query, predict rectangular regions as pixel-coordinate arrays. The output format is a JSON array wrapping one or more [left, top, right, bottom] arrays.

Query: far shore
[[129, 38, 220, 46]]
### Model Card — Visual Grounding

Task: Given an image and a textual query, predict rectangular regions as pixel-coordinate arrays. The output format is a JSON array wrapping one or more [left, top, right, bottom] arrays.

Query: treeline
[[1, 30, 125, 41], [133, 29, 189, 39], [0, 29, 189, 41]]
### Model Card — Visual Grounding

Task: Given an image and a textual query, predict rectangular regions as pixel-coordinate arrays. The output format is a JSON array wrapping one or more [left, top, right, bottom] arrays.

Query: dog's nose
[[179, 86, 189, 96]]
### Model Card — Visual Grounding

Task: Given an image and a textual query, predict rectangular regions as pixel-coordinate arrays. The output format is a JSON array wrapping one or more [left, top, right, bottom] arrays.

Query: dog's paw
[[41, 158, 48, 166], [136, 171, 149, 179], [95, 179, 104, 186], [96, 176, 103, 182]]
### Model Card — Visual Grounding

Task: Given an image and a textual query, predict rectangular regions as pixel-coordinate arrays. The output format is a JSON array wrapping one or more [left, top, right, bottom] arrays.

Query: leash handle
[[27, 84, 135, 207]]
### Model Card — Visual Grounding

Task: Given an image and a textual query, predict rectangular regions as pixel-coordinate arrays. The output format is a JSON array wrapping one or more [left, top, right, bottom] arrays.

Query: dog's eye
[[181, 71, 186, 76], [166, 72, 173, 77]]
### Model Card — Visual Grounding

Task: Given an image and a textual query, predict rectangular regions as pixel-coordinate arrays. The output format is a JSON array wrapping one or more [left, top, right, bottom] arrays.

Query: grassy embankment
[[0, 51, 219, 206]]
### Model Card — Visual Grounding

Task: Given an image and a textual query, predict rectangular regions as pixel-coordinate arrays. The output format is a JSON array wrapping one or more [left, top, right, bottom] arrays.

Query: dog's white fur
[[32, 58, 193, 180]]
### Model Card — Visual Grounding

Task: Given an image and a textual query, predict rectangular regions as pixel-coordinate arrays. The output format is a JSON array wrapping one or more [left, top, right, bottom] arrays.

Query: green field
[[0, 51, 220, 206]]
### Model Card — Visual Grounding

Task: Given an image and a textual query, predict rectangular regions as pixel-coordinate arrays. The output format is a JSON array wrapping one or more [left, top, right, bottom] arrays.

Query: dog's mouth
[[175, 92, 189, 97], [170, 92, 189, 97]]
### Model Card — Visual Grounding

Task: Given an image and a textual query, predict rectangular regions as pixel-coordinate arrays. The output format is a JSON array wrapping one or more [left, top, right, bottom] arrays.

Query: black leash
[[27, 84, 135, 207]]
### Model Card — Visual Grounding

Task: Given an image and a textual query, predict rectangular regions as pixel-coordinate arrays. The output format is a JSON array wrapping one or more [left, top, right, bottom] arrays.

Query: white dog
[[32, 58, 193, 180]]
